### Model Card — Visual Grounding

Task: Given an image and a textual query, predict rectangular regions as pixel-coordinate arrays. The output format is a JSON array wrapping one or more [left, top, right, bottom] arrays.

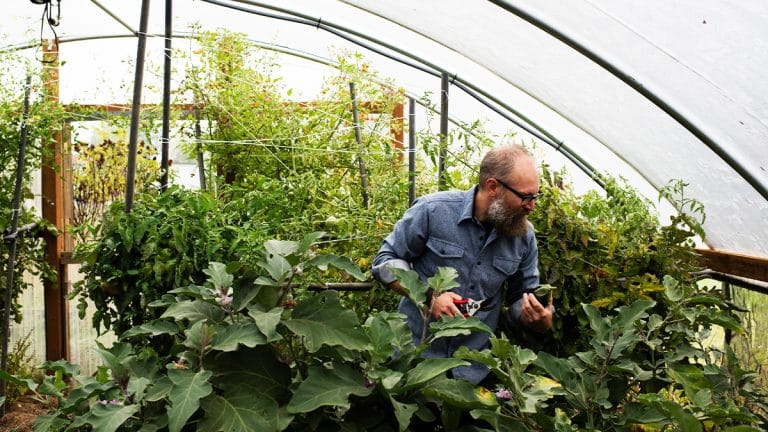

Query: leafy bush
[[5, 255, 767, 431]]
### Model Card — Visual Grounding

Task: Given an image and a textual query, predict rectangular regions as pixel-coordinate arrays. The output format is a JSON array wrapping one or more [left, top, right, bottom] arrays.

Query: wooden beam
[[697, 248, 768, 283], [41, 41, 69, 362]]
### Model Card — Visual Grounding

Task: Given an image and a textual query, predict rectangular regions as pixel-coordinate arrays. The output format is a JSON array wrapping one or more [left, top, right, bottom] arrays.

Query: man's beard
[[487, 197, 530, 237]]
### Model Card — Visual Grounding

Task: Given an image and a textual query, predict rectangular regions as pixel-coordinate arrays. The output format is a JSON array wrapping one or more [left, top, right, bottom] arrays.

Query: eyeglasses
[[493, 177, 542, 204]]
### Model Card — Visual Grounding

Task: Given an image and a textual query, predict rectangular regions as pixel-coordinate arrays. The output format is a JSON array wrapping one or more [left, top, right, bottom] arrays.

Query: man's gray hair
[[478, 144, 532, 185]]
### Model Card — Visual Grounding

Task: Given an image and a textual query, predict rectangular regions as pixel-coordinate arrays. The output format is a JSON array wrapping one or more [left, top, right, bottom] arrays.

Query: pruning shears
[[452, 298, 487, 317]]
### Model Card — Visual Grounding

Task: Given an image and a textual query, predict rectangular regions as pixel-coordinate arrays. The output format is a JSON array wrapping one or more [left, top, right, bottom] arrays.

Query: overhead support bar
[[90, 0, 137, 35], [489, 0, 768, 202]]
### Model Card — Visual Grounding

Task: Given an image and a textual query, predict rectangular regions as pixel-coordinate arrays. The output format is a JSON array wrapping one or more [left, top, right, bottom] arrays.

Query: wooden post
[[41, 40, 69, 361]]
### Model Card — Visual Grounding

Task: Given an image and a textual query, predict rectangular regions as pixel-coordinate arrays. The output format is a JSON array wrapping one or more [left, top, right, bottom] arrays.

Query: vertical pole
[[194, 104, 206, 191], [1, 76, 32, 416], [41, 40, 69, 362], [408, 97, 416, 206], [160, 0, 173, 191], [438, 72, 449, 191], [126, 0, 151, 212], [724, 281, 732, 345], [349, 83, 369, 209]]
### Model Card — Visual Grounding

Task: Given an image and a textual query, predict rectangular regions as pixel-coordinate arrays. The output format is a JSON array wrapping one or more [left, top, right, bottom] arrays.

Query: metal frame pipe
[[125, 0, 151, 212]]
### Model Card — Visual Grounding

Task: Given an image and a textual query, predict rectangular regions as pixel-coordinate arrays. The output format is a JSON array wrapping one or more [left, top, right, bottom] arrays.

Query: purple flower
[[495, 388, 513, 400], [219, 294, 233, 307]]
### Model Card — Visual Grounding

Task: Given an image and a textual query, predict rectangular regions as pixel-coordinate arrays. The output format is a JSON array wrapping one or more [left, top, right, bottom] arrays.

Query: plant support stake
[[160, 0, 172, 191], [438, 72, 449, 191], [349, 82, 369, 208], [1, 75, 32, 416], [408, 97, 416, 206]]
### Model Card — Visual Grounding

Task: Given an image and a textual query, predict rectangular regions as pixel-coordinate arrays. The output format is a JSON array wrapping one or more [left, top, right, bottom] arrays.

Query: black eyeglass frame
[[492, 177, 542, 204]]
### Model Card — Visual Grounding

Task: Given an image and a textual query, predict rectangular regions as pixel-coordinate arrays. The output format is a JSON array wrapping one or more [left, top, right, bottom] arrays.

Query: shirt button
[[476, 261, 481, 266], [470, 285, 475, 290]]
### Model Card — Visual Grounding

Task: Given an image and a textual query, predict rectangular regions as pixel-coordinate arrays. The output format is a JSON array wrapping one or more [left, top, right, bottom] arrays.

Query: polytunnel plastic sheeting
[[4, 0, 768, 259]]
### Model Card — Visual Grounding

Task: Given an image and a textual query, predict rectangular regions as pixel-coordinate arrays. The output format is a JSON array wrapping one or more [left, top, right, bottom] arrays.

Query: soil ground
[[0, 398, 48, 432]]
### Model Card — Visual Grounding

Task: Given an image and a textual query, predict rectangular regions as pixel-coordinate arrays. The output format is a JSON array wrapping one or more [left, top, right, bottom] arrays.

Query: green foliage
[[0, 51, 65, 327], [523, 168, 709, 356], [13, 256, 764, 431], [1, 331, 41, 404], [71, 186, 247, 337]]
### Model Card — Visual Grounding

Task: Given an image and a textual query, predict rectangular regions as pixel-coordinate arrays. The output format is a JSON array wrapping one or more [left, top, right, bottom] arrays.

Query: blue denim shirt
[[372, 186, 540, 384]]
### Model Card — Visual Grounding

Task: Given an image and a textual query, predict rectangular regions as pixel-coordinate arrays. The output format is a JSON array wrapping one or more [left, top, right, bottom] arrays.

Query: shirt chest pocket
[[426, 237, 464, 259], [492, 256, 522, 277], [487, 256, 522, 297]]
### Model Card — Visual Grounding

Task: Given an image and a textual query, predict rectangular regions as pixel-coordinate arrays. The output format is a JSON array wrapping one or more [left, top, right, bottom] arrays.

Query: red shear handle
[[452, 298, 469, 317]]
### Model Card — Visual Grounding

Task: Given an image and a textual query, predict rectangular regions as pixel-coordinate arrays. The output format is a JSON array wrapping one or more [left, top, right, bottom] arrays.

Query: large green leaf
[[306, 254, 366, 281], [203, 261, 234, 290], [261, 252, 292, 282], [668, 363, 710, 400], [615, 299, 655, 331], [248, 306, 284, 342], [429, 315, 492, 340], [367, 369, 404, 390], [167, 369, 213, 432], [182, 320, 216, 352], [364, 313, 398, 364], [264, 239, 299, 257], [534, 351, 575, 384], [391, 268, 430, 305], [469, 409, 529, 432], [389, 395, 418, 432], [211, 347, 292, 401], [210, 322, 268, 351], [664, 275, 683, 302], [582, 303, 609, 340], [297, 231, 326, 254], [420, 377, 498, 410], [199, 393, 280, 432], [161, 299, 225, 323], [287, 364, 373, 413], [120, 320, 180, 340], [33, 413, 70, 432], [283, 291, 369, 352], [67, 403, 140, 432], [401, 358, 470, 391], [426, 266, 461, 294]]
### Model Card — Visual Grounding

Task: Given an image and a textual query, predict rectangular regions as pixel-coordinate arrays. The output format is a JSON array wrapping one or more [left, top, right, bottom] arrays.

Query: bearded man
[[372, 144, 553, 384]]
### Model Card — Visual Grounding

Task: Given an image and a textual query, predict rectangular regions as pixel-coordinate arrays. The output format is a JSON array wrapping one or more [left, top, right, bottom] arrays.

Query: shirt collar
[[457, 185, 479, 225]]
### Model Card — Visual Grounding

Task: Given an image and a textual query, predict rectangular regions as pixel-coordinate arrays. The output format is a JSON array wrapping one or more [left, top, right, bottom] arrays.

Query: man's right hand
[[430, 292, 464, 319]]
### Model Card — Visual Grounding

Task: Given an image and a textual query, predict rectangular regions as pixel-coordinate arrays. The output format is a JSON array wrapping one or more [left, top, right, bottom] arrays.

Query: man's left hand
[[519, 292, 553, 333]]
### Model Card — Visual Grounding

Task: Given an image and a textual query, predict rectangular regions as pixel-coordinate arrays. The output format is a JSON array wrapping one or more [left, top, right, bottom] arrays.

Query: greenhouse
[[1, 0, 767, 430]]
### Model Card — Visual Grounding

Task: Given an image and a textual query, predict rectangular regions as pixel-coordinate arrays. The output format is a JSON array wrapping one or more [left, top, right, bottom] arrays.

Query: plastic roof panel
[[4, 0, 768, 258], [342, 0, 768, 257]]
